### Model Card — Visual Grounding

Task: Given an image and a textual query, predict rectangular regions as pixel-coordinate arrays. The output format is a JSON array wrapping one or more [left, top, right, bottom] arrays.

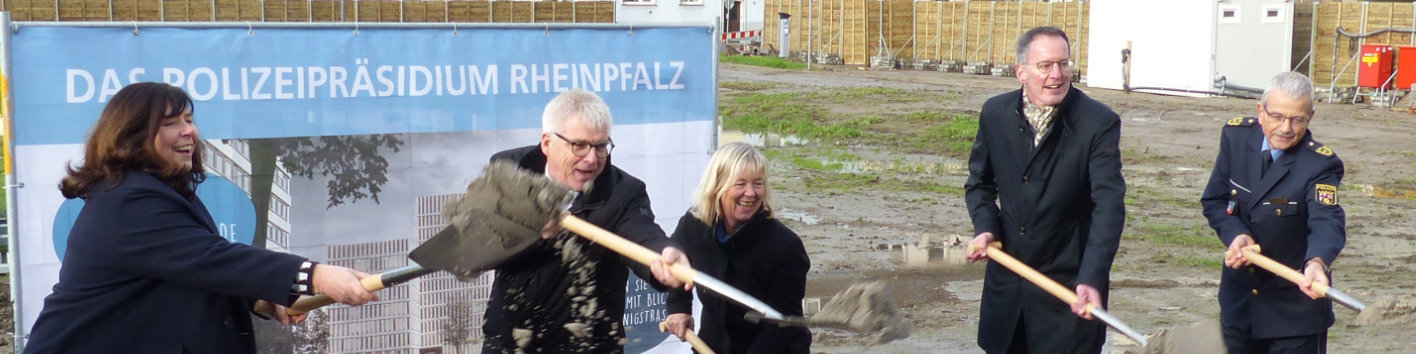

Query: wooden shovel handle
[[659, 321, 716, 354], [1232, 245, 1331, 296], [968, 241, 1085, 307], [255, 272, 388, 318], [560, 215, 697, 288], [287, 274, 389, 315]]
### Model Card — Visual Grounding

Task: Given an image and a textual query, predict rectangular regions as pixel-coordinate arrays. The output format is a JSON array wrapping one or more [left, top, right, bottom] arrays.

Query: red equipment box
[[1397, 46, 1416, 90], [1359, 44, 1394, 89]]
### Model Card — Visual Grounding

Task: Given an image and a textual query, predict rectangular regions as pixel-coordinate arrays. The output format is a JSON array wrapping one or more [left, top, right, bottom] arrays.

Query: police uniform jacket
[[965, 87, 1126, 353], [482, 145, 679, 353], [665, 209, 811, 354], [1200, 118, 1345, 339], [25, 170, 306, 353]]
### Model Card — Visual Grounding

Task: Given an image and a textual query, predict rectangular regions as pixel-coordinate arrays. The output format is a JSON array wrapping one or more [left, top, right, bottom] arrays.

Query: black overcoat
[[482, 145, 678, 353], [665, 209, 811, 354], [964, 87, 1126, 353], [25, 170, 305, 353]]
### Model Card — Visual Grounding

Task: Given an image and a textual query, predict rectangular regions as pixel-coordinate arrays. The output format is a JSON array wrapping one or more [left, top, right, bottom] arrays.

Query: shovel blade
[[410, 161, 575, 279], [410, 219, 541, 280]]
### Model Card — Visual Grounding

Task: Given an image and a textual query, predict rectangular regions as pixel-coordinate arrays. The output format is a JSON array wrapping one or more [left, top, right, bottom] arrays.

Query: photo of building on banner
[[6, 23, 715, 353]]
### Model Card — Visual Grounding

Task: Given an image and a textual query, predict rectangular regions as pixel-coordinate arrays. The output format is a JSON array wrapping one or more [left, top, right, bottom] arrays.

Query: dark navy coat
[[25, 170, 305, 353], [1200, 118, 1345, 339], [965, 87, 1126, 353], [665, 209, 811, 354], [482, 146, 679, 353]]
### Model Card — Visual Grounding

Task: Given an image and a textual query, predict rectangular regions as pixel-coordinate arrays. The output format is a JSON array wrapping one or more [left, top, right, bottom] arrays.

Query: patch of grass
[[724, 114, 868, 140], [1130, 222, 1215, 248], [791, 156, 843, 171], [913, 113, 979, 156], [720, 81, 779, 91], [903, 111, 955, 121], [821, 87, 933, 103], [720, 55, 806, 70], [1171, 255, 1224, 269], [804, 173, 879, 191]]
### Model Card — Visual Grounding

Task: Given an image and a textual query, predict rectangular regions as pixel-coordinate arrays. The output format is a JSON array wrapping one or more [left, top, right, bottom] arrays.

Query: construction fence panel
[[1, 1, 615, 25], [843, 0, 866, 65], [1292, 1, 1314, 75]]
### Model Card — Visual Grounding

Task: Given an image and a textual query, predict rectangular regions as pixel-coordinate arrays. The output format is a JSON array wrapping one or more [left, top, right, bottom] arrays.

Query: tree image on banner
[[441, 294, 482, 353], [246, 134, 404, 248]]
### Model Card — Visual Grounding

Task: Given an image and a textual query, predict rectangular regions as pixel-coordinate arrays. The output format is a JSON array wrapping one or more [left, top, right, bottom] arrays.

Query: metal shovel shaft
[[976, 242, 1149, 347], [1091, 308, 1149, 347], [560, 215, 786, 320], [1239, 245, 1367, 312]]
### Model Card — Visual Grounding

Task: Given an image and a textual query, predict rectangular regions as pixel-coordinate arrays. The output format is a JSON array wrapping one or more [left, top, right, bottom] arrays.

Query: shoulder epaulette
[[1226, 117, 1256, 127], [1307, 141, 1335, 157]]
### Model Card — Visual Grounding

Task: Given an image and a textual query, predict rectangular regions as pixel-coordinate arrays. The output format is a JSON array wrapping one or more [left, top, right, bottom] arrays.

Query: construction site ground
[[716, 62, 1416, 353]]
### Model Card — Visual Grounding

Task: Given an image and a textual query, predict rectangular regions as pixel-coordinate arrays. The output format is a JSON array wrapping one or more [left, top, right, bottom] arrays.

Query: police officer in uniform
[[1201, 71, 1345, 353]]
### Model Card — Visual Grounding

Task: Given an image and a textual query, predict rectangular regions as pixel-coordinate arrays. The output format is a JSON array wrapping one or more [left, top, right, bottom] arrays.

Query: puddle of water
[[839, 159, 967, 175], [776, 208, 821, 225], [879, 234, 970, 267], [719, 129, 812, 147]]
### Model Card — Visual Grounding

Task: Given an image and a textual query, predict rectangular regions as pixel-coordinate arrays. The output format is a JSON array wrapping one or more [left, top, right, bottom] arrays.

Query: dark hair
[[1015, 26, 1071, 64], [59, 82, 206, 199]]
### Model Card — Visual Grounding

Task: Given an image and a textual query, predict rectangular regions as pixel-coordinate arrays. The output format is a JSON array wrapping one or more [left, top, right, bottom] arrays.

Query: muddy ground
[[716, 63, 1416, 353]]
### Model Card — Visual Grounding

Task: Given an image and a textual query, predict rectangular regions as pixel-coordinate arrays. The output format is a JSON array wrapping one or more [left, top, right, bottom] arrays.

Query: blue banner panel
[[12, 25, 715, 145]]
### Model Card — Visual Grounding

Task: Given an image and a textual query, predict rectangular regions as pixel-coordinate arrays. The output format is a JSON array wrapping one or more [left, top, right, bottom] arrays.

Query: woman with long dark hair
[[25, 82, 378, 353]]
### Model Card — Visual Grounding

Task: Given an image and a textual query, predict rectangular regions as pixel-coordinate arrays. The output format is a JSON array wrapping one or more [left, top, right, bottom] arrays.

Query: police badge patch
[[1315, 184, 1339, 206]]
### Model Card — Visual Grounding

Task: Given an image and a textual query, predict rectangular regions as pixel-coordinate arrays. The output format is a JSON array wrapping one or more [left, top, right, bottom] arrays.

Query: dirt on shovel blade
[[409, 161, 575, 280], [1134, 319, 1224, 354], [1355, 294, 1416, 326], [811, 280, 912, 345]]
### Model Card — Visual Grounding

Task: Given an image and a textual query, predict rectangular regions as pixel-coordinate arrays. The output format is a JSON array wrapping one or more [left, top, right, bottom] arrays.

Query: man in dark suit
[[963, 26, 1126, 353], [480, 89, 691, 353], [1201, 71, 1345, 353]]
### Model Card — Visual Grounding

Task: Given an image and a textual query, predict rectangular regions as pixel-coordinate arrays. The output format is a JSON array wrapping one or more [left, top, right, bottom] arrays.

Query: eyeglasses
[[1029, 59, 1074, 73], [1261, 106, 1311, 126], [553, 132, 615, 157]]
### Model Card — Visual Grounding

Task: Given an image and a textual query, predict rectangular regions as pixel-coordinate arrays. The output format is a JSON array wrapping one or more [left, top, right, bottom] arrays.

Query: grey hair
[[542, 89, 613, 133], [1260, 71, 1315, 107], [1015, 26, 1071, 64]]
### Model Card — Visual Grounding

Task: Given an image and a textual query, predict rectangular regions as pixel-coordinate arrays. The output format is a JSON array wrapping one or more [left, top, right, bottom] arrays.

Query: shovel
[[969, 241, 1150, 347], [260, 161, 580, 317], [265, 162, 786, 320], [1229, 245, 1366, 312], [422, 161, 789, 320], [259, 216, 538, 317], [743, 280, 912, 345]]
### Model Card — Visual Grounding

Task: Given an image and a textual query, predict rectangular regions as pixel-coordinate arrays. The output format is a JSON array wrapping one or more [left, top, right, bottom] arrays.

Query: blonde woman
[[663, 142, 811, 353]]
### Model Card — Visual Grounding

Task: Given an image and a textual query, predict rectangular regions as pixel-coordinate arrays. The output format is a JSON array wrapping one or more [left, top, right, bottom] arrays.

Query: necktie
[[1261, 151, 1272, 176]]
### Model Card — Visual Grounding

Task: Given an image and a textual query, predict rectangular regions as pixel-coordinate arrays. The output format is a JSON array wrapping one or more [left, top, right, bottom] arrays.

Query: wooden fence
[[0, 0, 615, 23], [1306, 1, 1416, 89], [762, 0, 1088, 76]]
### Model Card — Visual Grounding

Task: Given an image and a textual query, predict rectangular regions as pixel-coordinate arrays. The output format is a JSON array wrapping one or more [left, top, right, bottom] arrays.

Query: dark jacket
[[482, 145, 678, 353], [965, 87, 1126, 353], [1200, 118, 1344, 339], [666, 209, 811, 354], [25, 170, 304, 354]]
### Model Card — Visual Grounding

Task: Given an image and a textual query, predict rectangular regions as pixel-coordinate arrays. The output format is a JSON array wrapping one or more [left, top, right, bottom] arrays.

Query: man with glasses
[[964, 26, 1125, 353], [482, 89, 692, 353], [1201, 71, 1345, 353]]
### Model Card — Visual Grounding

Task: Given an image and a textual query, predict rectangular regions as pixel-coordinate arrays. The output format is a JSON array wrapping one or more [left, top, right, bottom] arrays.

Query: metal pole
[[1, 12, 27, 352], [711, 18, 720, 151]]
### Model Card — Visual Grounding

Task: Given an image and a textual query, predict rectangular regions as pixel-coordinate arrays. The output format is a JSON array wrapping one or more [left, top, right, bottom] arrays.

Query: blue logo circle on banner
[[51, 173, 256, 262]]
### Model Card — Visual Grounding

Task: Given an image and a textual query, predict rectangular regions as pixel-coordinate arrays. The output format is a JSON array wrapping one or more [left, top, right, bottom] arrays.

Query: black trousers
[[1223, 326, 1327, 354]]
